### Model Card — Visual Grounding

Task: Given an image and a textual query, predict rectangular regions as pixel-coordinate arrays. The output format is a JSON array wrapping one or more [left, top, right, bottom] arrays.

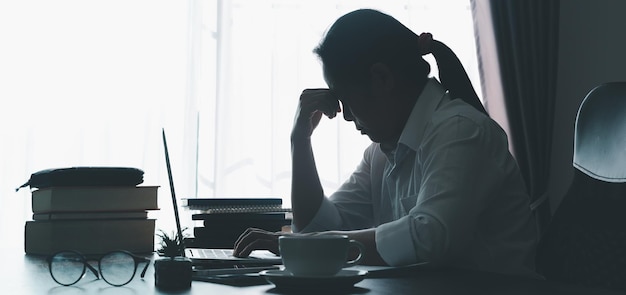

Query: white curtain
[[0, 0, 480, 235]]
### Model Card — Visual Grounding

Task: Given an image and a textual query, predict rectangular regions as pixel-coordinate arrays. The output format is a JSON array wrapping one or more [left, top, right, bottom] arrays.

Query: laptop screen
[[162, 128, 186, 257]]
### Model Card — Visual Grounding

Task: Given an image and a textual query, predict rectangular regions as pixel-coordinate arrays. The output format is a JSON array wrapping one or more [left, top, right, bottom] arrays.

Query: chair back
[[574, 82, 626, 182]]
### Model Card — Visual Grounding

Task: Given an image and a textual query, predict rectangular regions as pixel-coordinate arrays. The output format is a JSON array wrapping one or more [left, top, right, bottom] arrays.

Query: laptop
[[161, 129, 283, 266]]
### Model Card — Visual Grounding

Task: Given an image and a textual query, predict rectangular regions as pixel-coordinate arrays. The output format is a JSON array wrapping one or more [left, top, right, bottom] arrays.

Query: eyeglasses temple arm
[[139, 258, 151, 278]]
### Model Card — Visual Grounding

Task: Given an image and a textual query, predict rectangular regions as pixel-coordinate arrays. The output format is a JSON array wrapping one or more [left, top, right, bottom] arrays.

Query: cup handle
[[345, 239, 366, 267]]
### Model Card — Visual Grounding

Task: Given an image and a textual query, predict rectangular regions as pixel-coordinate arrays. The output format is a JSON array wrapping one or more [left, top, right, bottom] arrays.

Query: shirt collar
[[398, 78, 449, 151]]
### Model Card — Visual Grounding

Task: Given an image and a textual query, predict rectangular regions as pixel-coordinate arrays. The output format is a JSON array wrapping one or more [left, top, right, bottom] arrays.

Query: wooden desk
[[1, 251, 623, 295]]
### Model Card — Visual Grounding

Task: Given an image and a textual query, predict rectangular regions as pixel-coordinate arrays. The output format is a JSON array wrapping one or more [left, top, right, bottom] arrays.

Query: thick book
[[31, 186, 159, 213], [24, 219, 155, 255], [32, 211, 149, 221], [196, 219, 291, 234], [193, 228, 246, 242], [189, 219, 291, 250]]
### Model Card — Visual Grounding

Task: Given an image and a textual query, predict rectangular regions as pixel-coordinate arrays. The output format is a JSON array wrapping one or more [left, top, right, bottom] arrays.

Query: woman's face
[[324, 66, 403, 144]]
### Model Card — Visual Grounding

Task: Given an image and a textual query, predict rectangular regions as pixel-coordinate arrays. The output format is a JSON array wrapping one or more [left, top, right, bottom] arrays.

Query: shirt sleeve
[[295, 143, 380, 233], [376, 114, 509, 266]]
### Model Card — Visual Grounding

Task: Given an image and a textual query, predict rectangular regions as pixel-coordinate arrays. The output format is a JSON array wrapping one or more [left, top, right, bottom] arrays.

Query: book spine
[[191, 212, 286, 221], [32, 211, 149, 221], [186, 206, 291, 214], [31, 186, 159, 213]]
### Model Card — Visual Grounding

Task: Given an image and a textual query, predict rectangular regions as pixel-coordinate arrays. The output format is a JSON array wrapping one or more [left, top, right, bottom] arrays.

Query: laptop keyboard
[[197, 248, 233, 259]]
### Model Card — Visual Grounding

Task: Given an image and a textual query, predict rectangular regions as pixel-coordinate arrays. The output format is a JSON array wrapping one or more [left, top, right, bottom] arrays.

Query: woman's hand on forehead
[[300, 88, 341, 119], [292, 88, 342, 140]]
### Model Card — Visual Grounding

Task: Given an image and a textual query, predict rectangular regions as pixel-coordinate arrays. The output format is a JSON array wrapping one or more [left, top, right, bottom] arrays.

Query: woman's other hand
[[233, 227, 283, 257]]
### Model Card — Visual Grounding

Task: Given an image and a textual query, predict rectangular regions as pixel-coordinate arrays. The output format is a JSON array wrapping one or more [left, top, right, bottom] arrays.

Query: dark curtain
[[488, 0, 560, 233]]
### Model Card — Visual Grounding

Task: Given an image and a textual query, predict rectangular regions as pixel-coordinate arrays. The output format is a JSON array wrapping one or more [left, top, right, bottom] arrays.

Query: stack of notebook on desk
[[183, 198, 291, 249], [19, 167, 159, 256]]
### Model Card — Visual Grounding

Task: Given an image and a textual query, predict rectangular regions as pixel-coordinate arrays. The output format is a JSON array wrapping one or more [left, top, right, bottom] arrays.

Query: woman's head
[[314, 9, 430, 92], [314, 9, 486, 144], [314, 9, 431, 143]]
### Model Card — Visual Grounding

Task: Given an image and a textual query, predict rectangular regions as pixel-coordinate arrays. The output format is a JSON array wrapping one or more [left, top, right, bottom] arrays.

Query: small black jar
[[154, 256, 192, 290]]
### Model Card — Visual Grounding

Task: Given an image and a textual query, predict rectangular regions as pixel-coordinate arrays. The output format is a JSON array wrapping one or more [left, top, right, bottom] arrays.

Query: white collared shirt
[[296, 78, 538, 277]]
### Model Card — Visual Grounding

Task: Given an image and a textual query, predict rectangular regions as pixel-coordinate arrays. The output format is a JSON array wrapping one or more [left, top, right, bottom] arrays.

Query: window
[[0, 0, 480, 233], [190, 0, 482, 205]]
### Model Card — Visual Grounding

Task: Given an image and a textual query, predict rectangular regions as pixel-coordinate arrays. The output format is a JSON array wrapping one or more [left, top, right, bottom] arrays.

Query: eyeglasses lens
[[50, 251, 86, 286], [99, 251, 136, 286]]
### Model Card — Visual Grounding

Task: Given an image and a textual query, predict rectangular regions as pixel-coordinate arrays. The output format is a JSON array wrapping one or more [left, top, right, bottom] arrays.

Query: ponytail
[[419, 33, 488, 116], [315, 10, 487, 116]]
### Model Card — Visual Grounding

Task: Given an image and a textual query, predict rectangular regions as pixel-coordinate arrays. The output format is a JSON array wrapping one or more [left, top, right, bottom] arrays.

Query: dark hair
[[314, 9, 429, 88], [314, 9, 487, 115]]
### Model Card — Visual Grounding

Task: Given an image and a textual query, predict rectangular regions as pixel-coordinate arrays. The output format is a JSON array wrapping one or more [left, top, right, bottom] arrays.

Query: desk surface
[[1, 250, 623, 295], [0, 196, 622, 295]]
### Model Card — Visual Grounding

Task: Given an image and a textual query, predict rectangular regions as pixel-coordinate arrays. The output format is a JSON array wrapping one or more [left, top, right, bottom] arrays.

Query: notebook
[[161, 129, 283, 266], [182, 197, 291, 214]]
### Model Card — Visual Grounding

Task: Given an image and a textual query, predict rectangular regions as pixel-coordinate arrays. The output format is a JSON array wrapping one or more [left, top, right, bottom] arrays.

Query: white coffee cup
[[278, 234, 365, 277]]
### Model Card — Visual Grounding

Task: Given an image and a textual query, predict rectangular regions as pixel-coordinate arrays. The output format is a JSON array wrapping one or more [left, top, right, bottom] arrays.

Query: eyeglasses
[[47, 250, 151, 287]]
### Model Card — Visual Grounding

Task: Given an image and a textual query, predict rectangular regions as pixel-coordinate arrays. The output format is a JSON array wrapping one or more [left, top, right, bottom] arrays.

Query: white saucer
[[259, 269, 368, 290]]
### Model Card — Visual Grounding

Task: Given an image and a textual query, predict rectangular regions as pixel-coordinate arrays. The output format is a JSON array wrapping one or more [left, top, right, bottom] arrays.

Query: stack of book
[[183, 198, 291, 249], [24, 185, 159, 256]]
